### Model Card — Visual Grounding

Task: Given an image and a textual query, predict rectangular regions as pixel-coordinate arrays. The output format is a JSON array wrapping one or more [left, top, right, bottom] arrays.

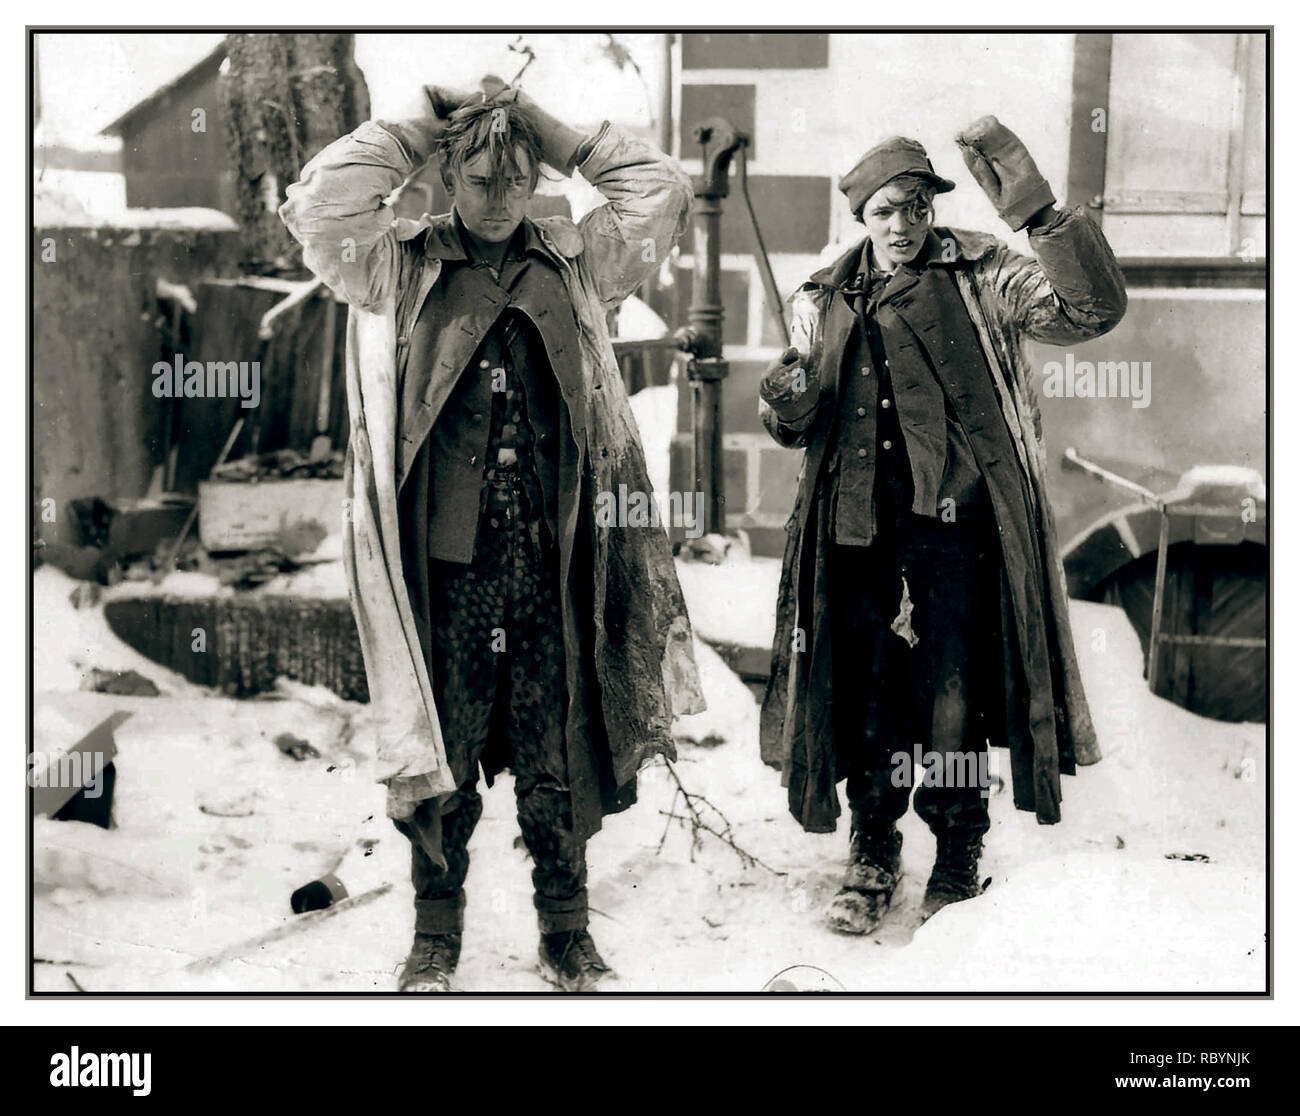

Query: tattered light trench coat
[[759, 213, 1128, 830], [280, 116, 704, 828]]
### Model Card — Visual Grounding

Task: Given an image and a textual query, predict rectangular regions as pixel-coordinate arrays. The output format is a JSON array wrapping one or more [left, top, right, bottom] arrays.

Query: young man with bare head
[[282, 77, 700, 991]]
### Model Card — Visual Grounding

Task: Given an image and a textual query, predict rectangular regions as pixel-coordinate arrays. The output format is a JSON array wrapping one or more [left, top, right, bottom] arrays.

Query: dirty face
[[446, 145, 536, 246], [861, 179, 934, 270]]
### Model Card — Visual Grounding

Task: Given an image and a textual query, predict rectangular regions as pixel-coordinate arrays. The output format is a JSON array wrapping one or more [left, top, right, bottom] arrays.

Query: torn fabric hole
[[891, 575, 919, 648]]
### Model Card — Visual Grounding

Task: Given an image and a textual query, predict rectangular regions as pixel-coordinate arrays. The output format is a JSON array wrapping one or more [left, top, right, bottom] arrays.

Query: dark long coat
[[759, 212, 1127, 829]]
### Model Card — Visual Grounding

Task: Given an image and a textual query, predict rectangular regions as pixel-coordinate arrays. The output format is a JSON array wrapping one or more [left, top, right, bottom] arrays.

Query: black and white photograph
[[28, 26, 1270, 1001]]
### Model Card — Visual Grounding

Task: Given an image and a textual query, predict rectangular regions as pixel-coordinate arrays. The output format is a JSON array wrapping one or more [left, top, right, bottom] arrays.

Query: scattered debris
[[1115, 835, 1126, 849], [36, 542, 116, 584], [274, 732, 320, 761], [678, 532, 734, 565], [197, 788, 258, 818], [1165, 852, 1211, 863], [656, 759, 783, 875], [185, 883, 393, 971], [208, 548, 313, 590], [212, 447, 345, 482], [81, 669, 160, 697]]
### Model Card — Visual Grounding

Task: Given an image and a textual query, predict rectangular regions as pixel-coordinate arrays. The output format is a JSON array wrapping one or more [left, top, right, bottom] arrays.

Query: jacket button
[[882, 440, 893, 450], [397, 334, 409, 346], [881, 398, 891, 409], [479, 359, 490, 370], [857, 407, 867, 417], [470, 413, 484, 424], [860, 367, 870, 376], [857, 448, 867, 458]]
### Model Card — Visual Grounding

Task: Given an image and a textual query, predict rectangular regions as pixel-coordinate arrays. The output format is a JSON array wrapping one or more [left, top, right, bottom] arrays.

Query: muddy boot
[[921, 828, 987, 920], [538, 929, 613, 992], [398, 931, 461, 992], [826, 818, 903, 935]]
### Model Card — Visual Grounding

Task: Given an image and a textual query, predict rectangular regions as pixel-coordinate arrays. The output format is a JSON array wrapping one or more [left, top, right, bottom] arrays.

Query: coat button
[[860, 367, 870, 376], [857, 407, 867, 417], [881, 398, 891, 409], [470, 413, 484, 424], [857, 448, 867, 459], [882, 440, 893, 450], [479, 359, 490, 370]]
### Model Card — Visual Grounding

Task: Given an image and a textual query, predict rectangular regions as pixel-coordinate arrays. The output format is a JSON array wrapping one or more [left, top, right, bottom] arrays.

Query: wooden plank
[[1065, 33, 1112, 215], [31, 708, 130, 818], [198, 477, 344, 554], [185, 884, 392, 972]]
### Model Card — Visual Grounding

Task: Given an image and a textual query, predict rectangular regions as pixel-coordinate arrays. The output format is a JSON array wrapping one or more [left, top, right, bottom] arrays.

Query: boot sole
[[920, 881, 989, 923], [825, 883, 899, 936], [826, 906, 890, 936], [536, 957, 614, 992], [398, 974, 455, 993]]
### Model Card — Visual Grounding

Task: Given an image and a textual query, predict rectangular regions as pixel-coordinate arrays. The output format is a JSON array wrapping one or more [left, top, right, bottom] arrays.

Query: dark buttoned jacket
[[400, 215, 585, 564], [829, 232, 989, 543]]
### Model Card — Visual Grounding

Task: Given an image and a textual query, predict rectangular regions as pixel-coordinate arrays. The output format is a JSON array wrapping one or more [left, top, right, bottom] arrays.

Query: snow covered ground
[[32, 559, 1265, 994]]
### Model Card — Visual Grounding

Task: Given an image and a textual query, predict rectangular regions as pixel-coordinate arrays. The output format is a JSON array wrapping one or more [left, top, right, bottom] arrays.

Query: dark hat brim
[[914, 171, 957, 195], [846, 171, 956, 218]]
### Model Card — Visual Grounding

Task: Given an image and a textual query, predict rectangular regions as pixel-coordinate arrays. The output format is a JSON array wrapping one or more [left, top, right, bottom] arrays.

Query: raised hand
[[955, 115, 1056, 231]]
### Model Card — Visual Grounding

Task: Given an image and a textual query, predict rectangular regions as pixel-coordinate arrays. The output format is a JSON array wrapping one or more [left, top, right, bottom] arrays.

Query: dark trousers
[[829, 498, 998, 837], [394, 467, 588, 936]]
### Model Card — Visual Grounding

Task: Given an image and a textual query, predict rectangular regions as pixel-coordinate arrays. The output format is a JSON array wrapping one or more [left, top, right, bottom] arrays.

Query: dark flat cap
[[839, 136, 956, 217]]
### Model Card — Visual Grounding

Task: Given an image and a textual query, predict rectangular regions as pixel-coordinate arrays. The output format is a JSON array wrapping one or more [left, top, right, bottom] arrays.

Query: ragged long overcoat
[[280, 115, 704, 834], [759, 211, 1127, 830]]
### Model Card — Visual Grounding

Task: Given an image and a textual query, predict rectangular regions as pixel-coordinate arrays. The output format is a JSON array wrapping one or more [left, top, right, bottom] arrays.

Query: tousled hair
[[436, 100, 544, 208], [861, 173, 938, 222]]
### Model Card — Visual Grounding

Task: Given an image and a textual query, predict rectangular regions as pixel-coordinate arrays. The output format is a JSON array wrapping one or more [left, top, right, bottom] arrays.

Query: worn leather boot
[[398, 931, 462, 992], [921, 828, 987, 920], [538, 930, 613, 992], [826, 817, 903, 935]]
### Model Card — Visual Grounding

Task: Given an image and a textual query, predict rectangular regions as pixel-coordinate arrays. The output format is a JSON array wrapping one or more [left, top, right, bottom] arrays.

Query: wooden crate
[[198, 477, 344, 555]]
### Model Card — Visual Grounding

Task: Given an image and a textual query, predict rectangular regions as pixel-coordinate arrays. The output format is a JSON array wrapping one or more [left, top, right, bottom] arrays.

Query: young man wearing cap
[[281, 79, 701, 990], [759, 117, 1127, 934]]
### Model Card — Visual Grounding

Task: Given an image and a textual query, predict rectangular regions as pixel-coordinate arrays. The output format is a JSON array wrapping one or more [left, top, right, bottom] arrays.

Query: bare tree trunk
[[220, 33, 370, 275]]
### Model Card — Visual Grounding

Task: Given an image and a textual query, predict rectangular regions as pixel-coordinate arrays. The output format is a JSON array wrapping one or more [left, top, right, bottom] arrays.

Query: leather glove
[[955, 115, 1056, 232], [760, 346, 818, 424], [478, 74, 586, 173]]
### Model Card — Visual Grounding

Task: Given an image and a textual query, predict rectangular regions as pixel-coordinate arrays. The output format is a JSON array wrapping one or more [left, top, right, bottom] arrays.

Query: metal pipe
[[1062, 446, 1161, 505], [690, 193, 726, 535], [686, 117, 746, 538], [738, 146, 789, 344], [1147, 511, 1171, 692]]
